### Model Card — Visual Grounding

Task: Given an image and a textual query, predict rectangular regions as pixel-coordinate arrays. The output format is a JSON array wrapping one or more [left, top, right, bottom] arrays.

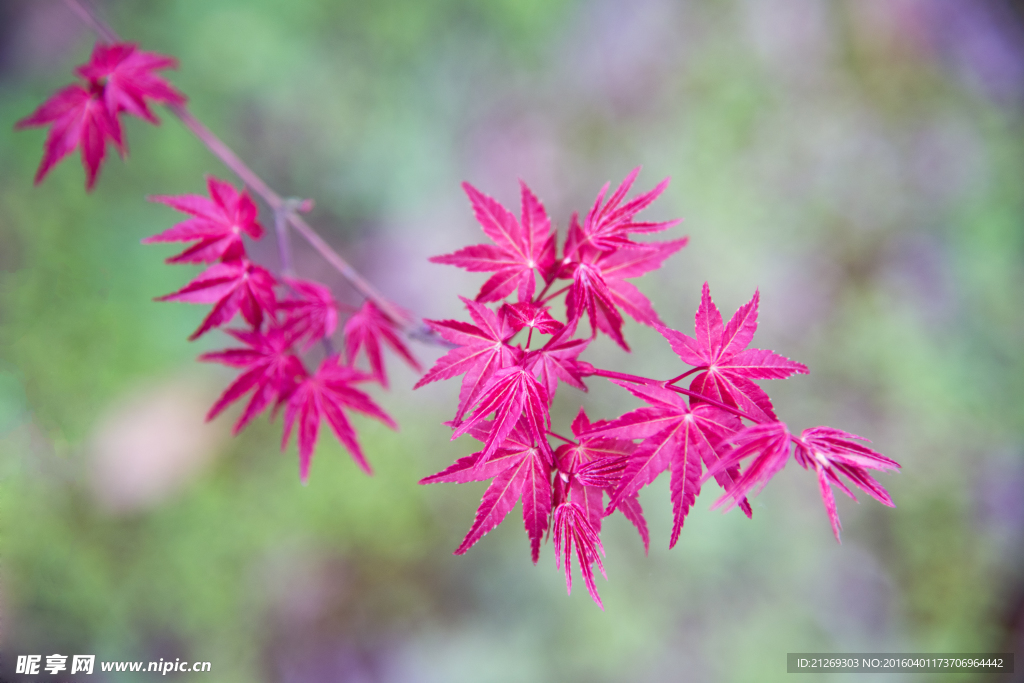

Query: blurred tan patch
[[89, 375, 227, 513]]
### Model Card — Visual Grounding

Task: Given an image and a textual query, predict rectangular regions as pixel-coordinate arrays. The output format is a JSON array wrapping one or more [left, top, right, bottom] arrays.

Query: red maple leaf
[[75, 42, 185, 124], [563, 167, 679, 256], [144, 176, 264, 264], [15, 82, 123, 190], [430, 181, 556, 302], [277, 277, 340, 351], [450, 363, 551, 463], [420, 420, 537, 485], [595, 240, 688, 327], [200, 327, 307, 433], [414, 297, 518, 421], [565, 260, 625, 346], [588, 381, 752, 547], [500, 302, 563, 335], [423, 419, 552, 561], [793, 427, 900, 541], [281, 356, 397, 482], [343, 299, 421, 388], [564, 240, 688, 350], [553, 501, 606, 608], [17, 41, 184, 190], [157, 258, 277, 340], [659, 283, 808, 421], [708, 423, 899, 541], [554, 408, 648, 551]]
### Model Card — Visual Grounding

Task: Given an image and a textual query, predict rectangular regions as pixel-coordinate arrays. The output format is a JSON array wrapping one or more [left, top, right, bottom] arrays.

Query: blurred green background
[[1, 0, 1023, 681]]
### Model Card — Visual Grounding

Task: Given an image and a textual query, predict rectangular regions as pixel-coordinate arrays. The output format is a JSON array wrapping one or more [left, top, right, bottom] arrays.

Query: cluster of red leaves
[[16, 42, 185, 190], [146, 176, 419, 481], [420, 170, 901, 607], [20, 37, 902, 610], [19, 41, 420, 483]]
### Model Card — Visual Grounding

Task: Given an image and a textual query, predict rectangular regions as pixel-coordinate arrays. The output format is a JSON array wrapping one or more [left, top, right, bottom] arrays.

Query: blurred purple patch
[[925, 0, 1024, 104]]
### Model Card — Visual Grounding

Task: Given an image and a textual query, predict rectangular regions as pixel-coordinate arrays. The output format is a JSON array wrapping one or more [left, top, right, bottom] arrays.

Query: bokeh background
[[1, 0, 1023, 681]]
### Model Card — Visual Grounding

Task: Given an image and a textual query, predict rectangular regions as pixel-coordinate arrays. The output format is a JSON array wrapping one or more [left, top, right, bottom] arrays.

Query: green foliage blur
[[2, 0, 1023, 681]]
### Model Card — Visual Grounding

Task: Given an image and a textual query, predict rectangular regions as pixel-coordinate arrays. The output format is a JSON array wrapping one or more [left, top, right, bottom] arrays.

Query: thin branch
[[65, 0, 117, 43], [274, 203, 296, 278], [547, 431, 576, 445], [666, 367, 701, 385], [588, 367, 764, 423], [65, 0, 415, 329]]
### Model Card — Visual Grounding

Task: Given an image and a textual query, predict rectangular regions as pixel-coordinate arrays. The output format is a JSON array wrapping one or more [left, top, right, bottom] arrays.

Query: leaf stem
[[537, 285, 571, 306], [547, 431, 576, 445], [665, 367, 701, 384], [588, 368, 764, 423]]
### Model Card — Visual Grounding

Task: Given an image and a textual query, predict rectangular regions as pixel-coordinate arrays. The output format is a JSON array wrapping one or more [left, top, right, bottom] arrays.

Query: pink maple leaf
[[563, 167, 680, 255], [281, 356, 397, 482], [157, 258, 277, 340], [553, 501, 606, 608], [277, 277, 340, 351], [17, 41, 184, 190], [555, 408, 648, 551], [595, 240, 688, 328], [144, 176, 264, 264], [75, 42, 185, 124], [450, 363, 551, 463], [561, 232, 687, 350], [15, 82, 123, 190], [430, 181, 556, 302], [659, 283, 808, 421], [420, 420, 537, 485], [200, 327, 307, 433], [414, 297, 518, 421], [565, 260, 625, 347], [343, 299, 421, 388], [427, 419, 552, 562], [500, 302, 563, 335], [793, 427, 900, 541], [589, 381, 752, 547]]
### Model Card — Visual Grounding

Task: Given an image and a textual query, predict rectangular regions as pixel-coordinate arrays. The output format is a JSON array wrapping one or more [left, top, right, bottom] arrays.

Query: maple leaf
[[555, 408, 648, 551], [157, 258, 277, 340], [420, 420, 537, 485], [15, 82, 124, 190], [500, 302, 563, 335], [430, 181, 556, 302], [553, 501, 606, 608], [660, 283, 808, 421], [200, 327, 307, 433], [281, 355, 397, 482], [563, 167, 680, 256], [589, 381, 751, 547], [17, 41, 184, 190], [277, 277, 340, 351], [451, 363, 551, 464], [75, 42, 185, 124], [343, 299, 421, 388], [793, 427, 900, 541], [563, 238, 688, 350], [144, 176, 264, 264], [595, 240, 688, 327], [414, 297, 518, 421], [428, 419, 552, 562]]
